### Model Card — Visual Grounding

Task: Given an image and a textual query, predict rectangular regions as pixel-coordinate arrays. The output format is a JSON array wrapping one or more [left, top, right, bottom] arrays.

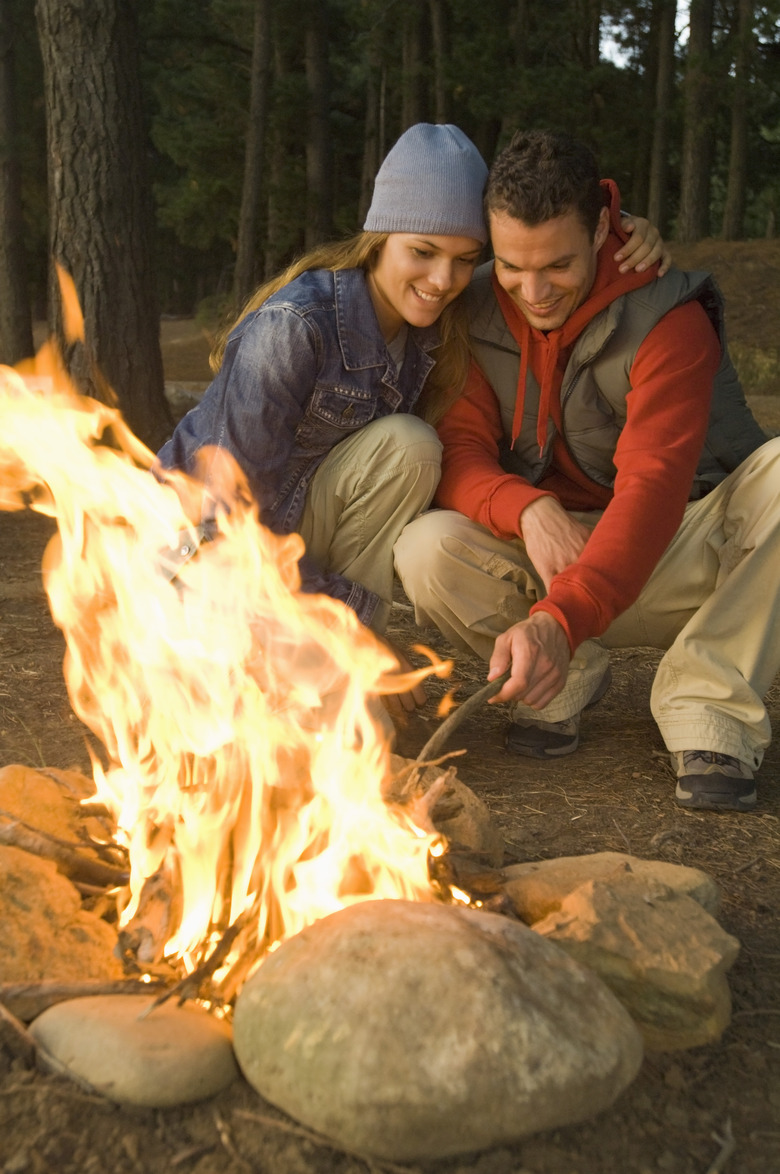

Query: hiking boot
[[673, 750, 757, 812], [505, 666, 612, 760]]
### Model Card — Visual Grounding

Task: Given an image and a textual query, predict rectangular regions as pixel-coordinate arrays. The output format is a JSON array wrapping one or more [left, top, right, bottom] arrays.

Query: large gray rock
[[502, 852, 721, 922], [233, 899, 643, 1161], [29, 994, 238, 1106], [531, 874, 740, 1051]]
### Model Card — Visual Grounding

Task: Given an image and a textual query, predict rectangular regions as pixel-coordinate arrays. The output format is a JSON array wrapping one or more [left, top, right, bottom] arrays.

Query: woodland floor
[[1, 240, 780, 1174]]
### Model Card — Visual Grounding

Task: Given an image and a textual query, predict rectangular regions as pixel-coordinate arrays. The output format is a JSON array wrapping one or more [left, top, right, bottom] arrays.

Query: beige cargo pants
[[298, 414, 442, 633], [394, 437, 780, 770]]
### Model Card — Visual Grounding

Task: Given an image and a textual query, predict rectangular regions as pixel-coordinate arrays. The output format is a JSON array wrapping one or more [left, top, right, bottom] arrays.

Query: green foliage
[[18, 0, 780, 314]]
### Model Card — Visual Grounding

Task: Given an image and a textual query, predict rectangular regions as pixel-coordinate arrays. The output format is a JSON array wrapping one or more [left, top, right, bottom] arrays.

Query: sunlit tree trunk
[[234, 0, 271, 307], [35, 0, 170, 447], [647, 0, 677, 235], [677, 0, 715, 242], [721, 0, 754, 240]]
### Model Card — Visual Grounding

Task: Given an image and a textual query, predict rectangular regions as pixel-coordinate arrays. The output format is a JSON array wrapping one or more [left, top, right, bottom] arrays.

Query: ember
[[0, 334, 444, 991]]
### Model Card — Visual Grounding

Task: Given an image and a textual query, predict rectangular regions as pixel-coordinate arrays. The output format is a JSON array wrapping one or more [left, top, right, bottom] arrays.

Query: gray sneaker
[[673, 750, 756, 812], [505, 666, 612, 759]]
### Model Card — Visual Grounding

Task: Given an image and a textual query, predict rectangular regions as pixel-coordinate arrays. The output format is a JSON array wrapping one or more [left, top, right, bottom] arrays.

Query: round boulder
[[233, 899, 643, 1161]]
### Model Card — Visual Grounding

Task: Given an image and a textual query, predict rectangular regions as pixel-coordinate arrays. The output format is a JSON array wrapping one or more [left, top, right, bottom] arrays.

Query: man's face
[[489, 205, 610, 331]]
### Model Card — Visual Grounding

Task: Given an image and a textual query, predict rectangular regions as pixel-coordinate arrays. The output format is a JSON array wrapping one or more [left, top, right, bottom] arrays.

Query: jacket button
[[342, 405, 355, 419]]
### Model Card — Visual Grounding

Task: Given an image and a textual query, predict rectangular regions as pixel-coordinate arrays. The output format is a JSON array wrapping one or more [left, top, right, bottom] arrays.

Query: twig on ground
[[734, 855, 762, 874], [0, 979, 171, 1023], [0, 1000, 37, 1064], [233, 1108, 420, 1174], [612, 817, 632, 854], [704, 1117, 735, 1174], [213, 1110, 253, 1172], [415, 670, 510, 764]]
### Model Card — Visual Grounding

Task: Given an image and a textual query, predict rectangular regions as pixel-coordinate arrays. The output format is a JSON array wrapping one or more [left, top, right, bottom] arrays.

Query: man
[[394, 129, 776, 813]]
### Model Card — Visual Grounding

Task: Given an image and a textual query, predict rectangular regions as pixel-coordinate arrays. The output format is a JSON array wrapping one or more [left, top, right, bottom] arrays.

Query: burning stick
[[415, 670, 510, 764]]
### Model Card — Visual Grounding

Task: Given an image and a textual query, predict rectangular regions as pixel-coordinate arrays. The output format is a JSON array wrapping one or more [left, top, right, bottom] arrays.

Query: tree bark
[[34, 0, 171, 448], [429, 0, 447, 123], [0, 0, 34, 363], [234, 0, 271, 307], [304, 0, 333, 248], [647, 0, 677, 235], [401, 0, 425, 130], [721, 0, 754, 240], [676, 0, 716, 242]]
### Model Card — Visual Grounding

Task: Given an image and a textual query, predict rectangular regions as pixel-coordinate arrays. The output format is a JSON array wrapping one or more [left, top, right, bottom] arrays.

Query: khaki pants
[[394, 437, 780, 768], [298, 414, 442, 633]]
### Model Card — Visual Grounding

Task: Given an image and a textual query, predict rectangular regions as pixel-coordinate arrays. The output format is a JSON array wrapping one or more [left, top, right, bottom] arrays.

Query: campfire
[[0, 321, 455, 998]]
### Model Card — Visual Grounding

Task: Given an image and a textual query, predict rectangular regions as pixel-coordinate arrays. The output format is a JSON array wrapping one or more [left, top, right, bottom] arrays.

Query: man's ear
[[593, 205, 610, 251]]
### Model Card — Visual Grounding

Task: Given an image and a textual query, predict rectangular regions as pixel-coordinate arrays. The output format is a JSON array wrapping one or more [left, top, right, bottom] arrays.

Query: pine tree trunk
[[34, 0, 170, 448], [401, 1, 425, 130], [429, 0, 447, 123], [676, 0, 715, 242], [721, 0, 753, 240], [0, 0, 34, 363], [234, 0, 271, 308], [359, 29, 382, 223], [647, 0, 677, 234], [304, 0, 332, 248]]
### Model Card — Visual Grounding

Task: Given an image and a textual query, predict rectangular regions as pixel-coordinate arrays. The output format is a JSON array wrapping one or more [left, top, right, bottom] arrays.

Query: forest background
[[0, 0, 779, 447]]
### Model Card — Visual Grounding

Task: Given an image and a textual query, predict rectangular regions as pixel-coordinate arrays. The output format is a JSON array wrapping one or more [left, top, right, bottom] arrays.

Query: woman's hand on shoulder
[[616, 215, 672, 277]]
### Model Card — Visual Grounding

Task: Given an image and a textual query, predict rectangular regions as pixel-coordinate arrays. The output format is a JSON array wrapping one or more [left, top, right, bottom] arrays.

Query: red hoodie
[[436, 182, 721, 653]]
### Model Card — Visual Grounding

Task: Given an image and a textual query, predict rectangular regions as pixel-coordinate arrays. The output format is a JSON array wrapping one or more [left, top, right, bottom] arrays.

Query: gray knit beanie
[[363, 123, 488, 245]]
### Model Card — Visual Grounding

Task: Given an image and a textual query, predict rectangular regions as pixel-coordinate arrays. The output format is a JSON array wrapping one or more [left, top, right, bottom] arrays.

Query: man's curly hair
[[485, 130, 604, 240]]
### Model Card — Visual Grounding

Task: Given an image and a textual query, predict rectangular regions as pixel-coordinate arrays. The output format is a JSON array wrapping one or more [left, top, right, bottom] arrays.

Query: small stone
[[531, 874, 740, 1051], [29, 994, 238, 1106], [502, 852, 721, 921], [234, 899, 643, 1162], [656, 1150, 677, 1170]]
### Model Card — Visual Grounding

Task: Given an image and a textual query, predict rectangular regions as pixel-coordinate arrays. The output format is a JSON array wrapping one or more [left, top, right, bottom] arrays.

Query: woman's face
[[367, 233, 483, 340]]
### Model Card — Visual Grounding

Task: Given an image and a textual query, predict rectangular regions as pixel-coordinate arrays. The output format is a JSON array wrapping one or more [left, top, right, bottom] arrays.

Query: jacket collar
[[333, 268, 440, 371]]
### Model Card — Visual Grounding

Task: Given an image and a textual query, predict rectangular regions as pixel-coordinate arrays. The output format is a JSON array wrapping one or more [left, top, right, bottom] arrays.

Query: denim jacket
[[157, 267, 439, 624]]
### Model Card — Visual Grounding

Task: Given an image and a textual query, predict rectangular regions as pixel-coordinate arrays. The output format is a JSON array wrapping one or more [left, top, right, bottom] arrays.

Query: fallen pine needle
[[705, 1117, 735, 1174]]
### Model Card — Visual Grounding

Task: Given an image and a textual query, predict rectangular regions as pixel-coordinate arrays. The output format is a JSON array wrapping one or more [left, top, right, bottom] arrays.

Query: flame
[[0, 349, 441, 978]]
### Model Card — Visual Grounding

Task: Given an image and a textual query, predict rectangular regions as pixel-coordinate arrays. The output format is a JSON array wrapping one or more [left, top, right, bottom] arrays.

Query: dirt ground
[[1, 242, 780, 1174]]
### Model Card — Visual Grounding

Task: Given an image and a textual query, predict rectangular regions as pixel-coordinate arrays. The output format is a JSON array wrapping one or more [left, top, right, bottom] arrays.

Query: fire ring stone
[[233, 898, 643, 1161]]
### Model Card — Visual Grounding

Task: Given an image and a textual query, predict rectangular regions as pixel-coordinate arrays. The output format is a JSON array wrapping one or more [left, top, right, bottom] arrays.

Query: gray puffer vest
[[464, 263, 768, 500]]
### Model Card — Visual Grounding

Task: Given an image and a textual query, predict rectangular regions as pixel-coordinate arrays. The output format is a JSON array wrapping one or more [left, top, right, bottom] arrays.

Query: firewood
[[0, 812, 129, 887], [0, 979, 171, 1023]]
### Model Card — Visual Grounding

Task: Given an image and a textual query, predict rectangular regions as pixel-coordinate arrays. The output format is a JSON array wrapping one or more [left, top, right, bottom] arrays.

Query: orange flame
[[0, 351, 440, 974]]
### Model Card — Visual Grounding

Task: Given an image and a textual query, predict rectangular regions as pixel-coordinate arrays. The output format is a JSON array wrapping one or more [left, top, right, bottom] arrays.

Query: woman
[[156, 123, 665, 701]]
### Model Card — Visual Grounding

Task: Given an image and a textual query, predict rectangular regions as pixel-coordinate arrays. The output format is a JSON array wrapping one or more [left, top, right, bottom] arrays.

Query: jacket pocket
[[295, 384, 378, 449]]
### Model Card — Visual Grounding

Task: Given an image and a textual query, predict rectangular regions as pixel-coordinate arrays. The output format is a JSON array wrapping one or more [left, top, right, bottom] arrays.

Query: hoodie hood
[[491, 180, 659, 454]]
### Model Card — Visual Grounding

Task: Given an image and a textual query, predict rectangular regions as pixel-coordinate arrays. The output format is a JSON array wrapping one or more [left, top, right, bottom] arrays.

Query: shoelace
[[682, 750, 741, 770]]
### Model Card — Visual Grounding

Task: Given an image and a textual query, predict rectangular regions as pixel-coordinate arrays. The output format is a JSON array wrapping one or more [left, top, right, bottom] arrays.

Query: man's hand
[[616, 215, 672, 277], [487, 611, 571, 709], [520, 496, 592, 591]]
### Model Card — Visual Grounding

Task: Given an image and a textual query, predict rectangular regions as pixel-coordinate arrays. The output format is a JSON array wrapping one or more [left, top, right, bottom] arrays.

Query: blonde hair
[[210, 232, 472, 425]]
